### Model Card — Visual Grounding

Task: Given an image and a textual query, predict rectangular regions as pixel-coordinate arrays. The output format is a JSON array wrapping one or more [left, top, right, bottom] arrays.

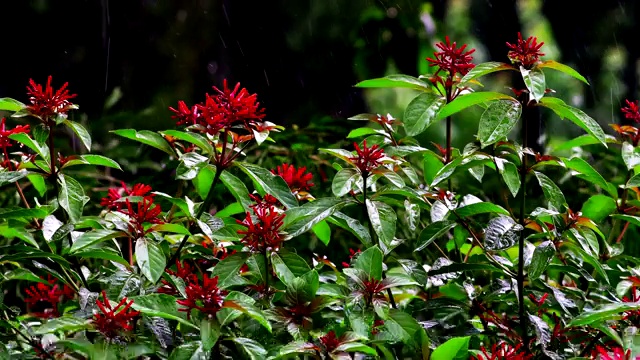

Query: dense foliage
[[1, 32, 639, 360]]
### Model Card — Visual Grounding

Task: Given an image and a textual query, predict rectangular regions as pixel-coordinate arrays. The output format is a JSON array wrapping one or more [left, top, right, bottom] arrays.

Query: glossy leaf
[[415, 221, 456, 252], [327, 212, 372, 246], [9, 132, 49, 164], [130, 294, 197, 329], [0, 171, 27, 187], [70, 229, 124, 253], [354, 246, 383, 281], [403, 93, 447, 136], [568, 302, 640, 327], [229, 337, 268, 360], [537, 60, 589, 85], [563, 157, 616, 197], [538, 97, 607, 147], [161, 129, 214, 155], [64, 120, 92, 151], [332, 168, 360, 197], [534, 171, 566, 211], [0, 97, 25, 112], [621, 141, 640, 171], [234, 162, 298, 209], [61, 154, 122, 170], [311, 220, 331, 245], [521, 66, 546, 102], [459, 61, 515, 84], [366, 199, 397, 247], [437, 91, 515, 119], [211, 252, 250, 288], [453, 202, 510, 218], [58, 174, 89, 223], [581, 195, 617, 223], [431, 336, 470, 360], [528, 241, 555, 280], [111, 129, 175, 156], [135, 238, 167, 283], [200, 319, 220, 351], [484, 216, 522, 250], [477, 100, 522, 147], [355, 74, 430, 91], [283, 198, 353, 237]]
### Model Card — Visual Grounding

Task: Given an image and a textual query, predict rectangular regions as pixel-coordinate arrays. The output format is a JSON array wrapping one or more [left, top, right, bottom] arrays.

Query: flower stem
[[518, 110, 529, 349], [167, 165, 224, 267]]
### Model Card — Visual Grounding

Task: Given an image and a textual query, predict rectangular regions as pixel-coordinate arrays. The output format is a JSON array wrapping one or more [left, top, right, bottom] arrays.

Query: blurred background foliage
[[2, 0, 640, 261]]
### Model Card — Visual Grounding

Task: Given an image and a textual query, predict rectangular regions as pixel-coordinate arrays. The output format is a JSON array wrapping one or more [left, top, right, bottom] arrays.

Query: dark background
[[3, 0, 638, 132]]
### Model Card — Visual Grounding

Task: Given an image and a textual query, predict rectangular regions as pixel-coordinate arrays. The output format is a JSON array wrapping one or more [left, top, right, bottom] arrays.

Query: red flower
[[177, 274, 228, 318], [237, 201, 286, 253], [621, 99, 640, 123], [0, 118, 30, 149], [472, 342, 532, 360], [341, 248, 361, 268], [271, 163, 314, 193], [622, 286, 640, 326], [506, 33, 545, 68], [93, 291, 140, 339], [426, 36, 476, 77], [371, 319, 384, 335], [119, 197, 164, 238], [25, 76, 77, 121], [319, 331, 341, 353], [24, 276, 74, 319], [249, 193, 283, 211], [349, 140, 385, 175], [594, 346, 631, 360], [100, 182, 154, 210], [169, 100, 200, 126], [158, 260, 199, 295]]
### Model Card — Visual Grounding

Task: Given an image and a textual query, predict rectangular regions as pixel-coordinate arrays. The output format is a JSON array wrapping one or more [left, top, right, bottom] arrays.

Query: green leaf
[[229, 337, 268, 360], [347, 127, 379, 138], [0, 97, 25, 112], [560, 242, 609, 284], [437, 92, 515, 119], [61, 154, 122, 170], [283, 198, 353, 237], [111, 129, 175, 156], [499, 160, 521, 197], [130, 293, 197, 329], [0, 207, 48, 220], [365, 199, 396, 247], [71, 249, 128, 266], [534, 171, 566, 211], [477, 100, 522, 147], [354, 246, 383, 280], [484, 216, 521, 251], [148, 223, 191, 235], [538, 97, 607, 147], [537, 60, 589, 85], [176, 152, 209, 180], [27, 173, 47, 197], [459, 61, 515, 84], [611, 214, 640, 228], [431, 336, 470, 360], [563, 157, 617, 197], [415, 221, 456, 252], [194, 164, 216, 200], [581, 195, 617, 223], [211, 252, 250, 288], [70, 229, 124, 253], [622, 141, 640, 171], [552, 134, 614, 152], [58, 174, 89, 223], [271, 252, 296, 286], [0, 171, 27, 187], [34, 316, 90, 335], [423, 151, 444, 185], [161, 129, 214, 155], [327, 212, 372, 246], [222, 299, 272, 332], [9, 132, 49, 164], [135, 238, 167, 283], [355, 74, 430, 91], [64, 120, 92, 151], [200, 319, 221, 351], [312, 220, 331, 245], [567, 302, 640, 327], [234, 162, 298, 209], [521, 67, 546, 102], [528, 240, 555, 280], [279, 252, 312, 278], [403, 93, 447, 136], [453, 202, 509, 218], [168, 342, 206, 360], [332, 168, 360, 197], [383, 309, 423, 344]]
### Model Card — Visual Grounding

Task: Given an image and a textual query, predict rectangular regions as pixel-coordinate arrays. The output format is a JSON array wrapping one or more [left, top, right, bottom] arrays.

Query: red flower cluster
[[622, 286, 640, 327], [0, 117, 31, 169], [25, 76, 77, 122], [426, 36, 476, 78], [593, 346, 631, 360], [319, 330, 341, 353], [93, 291, 140, 339], [472, 343, 532, 360], [157, 260, 199, 295], [341, 248, 361, 268], [506, 33, 545, 68], [24, 276, 75, 319], [237, 195, 286, 252], [621, 99, 640, 123], [177, 274, 228, 319], [349, 140, 385, 175], [169, 80, 266, 137], [271, 163, 314, 193], [101, 182, 163, 238]]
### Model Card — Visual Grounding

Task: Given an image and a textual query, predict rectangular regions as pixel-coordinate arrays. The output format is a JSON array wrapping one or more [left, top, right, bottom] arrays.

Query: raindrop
[[219, 33, 227, 48], [207, 61, 218, 75], [237, 41, 245, 56], [386, 7, 398, 18], [264, 69, 270, 86], [222, 4, 231, 26]]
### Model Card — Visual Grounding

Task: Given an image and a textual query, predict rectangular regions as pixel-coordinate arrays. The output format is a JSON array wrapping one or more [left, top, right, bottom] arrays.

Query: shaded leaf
[[484, 216, 522, 250], [403, 93, 447, 136]]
